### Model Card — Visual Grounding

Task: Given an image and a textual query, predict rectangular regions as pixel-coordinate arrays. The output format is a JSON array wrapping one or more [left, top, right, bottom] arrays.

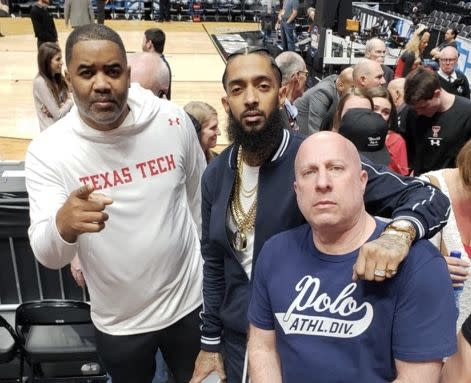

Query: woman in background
[[331, 87, 373, 132], [395, 25, 430, 78], [184, 101, 220, 163], [419, 140, 471, 330], [33, 42, 73, 131], [366, 86, 409, 175]]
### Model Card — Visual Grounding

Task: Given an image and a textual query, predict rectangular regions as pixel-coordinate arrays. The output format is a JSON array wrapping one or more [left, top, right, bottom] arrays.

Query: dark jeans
[[281, 21, 296, 51], [95, 306, 201, 383]]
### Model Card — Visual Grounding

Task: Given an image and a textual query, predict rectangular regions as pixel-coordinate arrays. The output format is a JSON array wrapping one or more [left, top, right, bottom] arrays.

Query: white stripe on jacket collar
[[227, 129, 290, 168]]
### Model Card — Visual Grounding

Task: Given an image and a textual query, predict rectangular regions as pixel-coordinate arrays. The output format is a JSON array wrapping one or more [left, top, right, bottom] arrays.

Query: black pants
[[97, 0, 106, 24], [95, 306, 201, 383], [222, 330, 248, 383], [159, 0, 170, 21]]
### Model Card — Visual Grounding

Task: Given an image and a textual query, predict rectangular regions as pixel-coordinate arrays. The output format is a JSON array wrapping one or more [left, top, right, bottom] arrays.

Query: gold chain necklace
[[238, 150, 258, 198], [230, 147, 258, 252]]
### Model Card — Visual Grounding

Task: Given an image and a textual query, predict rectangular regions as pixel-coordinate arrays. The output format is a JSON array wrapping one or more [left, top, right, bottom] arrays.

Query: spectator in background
[[352, 59, 386, 89], [387, 77, 409, 135], [143, 28, 172, 99], [129, 52, 170, 98], [404, 67, 471, 175], [184, 101, 220, 164], [367, 86, 409, 175], [159, 0, 170, 22], [331, 87, 373, 132], [306, 6, 315, 32], [395, 25, 429, 78], [277, 0, 298, 51], [419, 139, 471, 329], [96, 0, 108, 24], [365, 37, 394, 84], [437, 46, 470, 99], [275, 51, 308, 131], [30, 0, 57, 49], [33, 42, 73, 131], [430, 28, 458, 60], [64, 0, 94, 28], [295, 66, 354, 134]]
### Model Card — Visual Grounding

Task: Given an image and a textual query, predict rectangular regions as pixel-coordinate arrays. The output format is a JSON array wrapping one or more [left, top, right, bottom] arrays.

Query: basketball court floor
[[0, 18, 260, 160]]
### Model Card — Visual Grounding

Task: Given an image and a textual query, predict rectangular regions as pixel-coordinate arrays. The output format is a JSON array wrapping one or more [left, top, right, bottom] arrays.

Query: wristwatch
[[381, 219, 417, 247]]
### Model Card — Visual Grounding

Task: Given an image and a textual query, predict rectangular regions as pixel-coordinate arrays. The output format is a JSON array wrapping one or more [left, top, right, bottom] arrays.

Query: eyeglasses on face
[[296, 70, 309, 77], [439, 58, 457, 63]]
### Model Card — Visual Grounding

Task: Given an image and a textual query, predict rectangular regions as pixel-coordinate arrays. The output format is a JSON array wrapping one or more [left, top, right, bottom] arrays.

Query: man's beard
[[227, 107, 285, 163]]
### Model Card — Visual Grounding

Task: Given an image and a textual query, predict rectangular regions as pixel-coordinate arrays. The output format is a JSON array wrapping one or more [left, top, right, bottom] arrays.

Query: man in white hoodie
[[25, 24, 205, 383]]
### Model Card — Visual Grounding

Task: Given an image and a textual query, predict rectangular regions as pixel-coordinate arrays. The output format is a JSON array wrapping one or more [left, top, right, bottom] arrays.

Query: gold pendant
[[233, 230, 247, 252]]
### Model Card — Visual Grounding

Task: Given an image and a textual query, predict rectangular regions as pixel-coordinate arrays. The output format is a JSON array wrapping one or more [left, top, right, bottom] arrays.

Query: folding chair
[[216, 0, 232, 21], [125, 0, 141, 19], [114, 0, 126, 18], [15, 300, 106, 382], [0, 314, 18, 365]]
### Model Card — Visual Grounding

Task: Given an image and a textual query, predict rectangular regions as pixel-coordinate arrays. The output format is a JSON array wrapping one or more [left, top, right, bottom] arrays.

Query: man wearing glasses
[[275, 51, 309, 131], [190, 46, 450, 383], [437, 46, 470, 99]]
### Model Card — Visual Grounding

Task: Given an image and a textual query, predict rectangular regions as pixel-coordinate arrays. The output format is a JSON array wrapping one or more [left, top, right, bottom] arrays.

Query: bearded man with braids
[[190, 47, 451, 383]]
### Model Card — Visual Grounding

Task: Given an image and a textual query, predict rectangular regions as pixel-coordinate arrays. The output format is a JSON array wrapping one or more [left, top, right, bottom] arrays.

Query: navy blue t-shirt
[[248, 220, 457, 382]]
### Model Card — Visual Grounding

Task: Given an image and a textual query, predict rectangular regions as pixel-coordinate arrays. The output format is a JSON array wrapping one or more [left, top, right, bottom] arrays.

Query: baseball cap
[[339, 108, 390, 166]]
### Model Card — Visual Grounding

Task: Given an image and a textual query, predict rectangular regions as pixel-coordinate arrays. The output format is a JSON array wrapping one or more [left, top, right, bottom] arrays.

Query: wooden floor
[[0, 18, 259, 160]]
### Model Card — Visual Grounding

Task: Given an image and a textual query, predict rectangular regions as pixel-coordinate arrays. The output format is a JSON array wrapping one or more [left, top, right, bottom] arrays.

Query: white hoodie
[[26, 84, 205, 335]]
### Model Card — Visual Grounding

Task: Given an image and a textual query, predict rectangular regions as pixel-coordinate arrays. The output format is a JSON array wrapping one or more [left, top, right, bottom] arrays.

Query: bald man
[[365, 38, 394, 84], [247, 131, 456, 383], [129, 52, 170, 98], [388, 77, 408, 135], [295, 67, 354, 134], [353, 59, 386, 89]]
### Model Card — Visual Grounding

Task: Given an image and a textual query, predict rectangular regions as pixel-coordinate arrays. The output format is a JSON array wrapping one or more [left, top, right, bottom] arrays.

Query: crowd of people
[[21, 1, 471, 381]]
